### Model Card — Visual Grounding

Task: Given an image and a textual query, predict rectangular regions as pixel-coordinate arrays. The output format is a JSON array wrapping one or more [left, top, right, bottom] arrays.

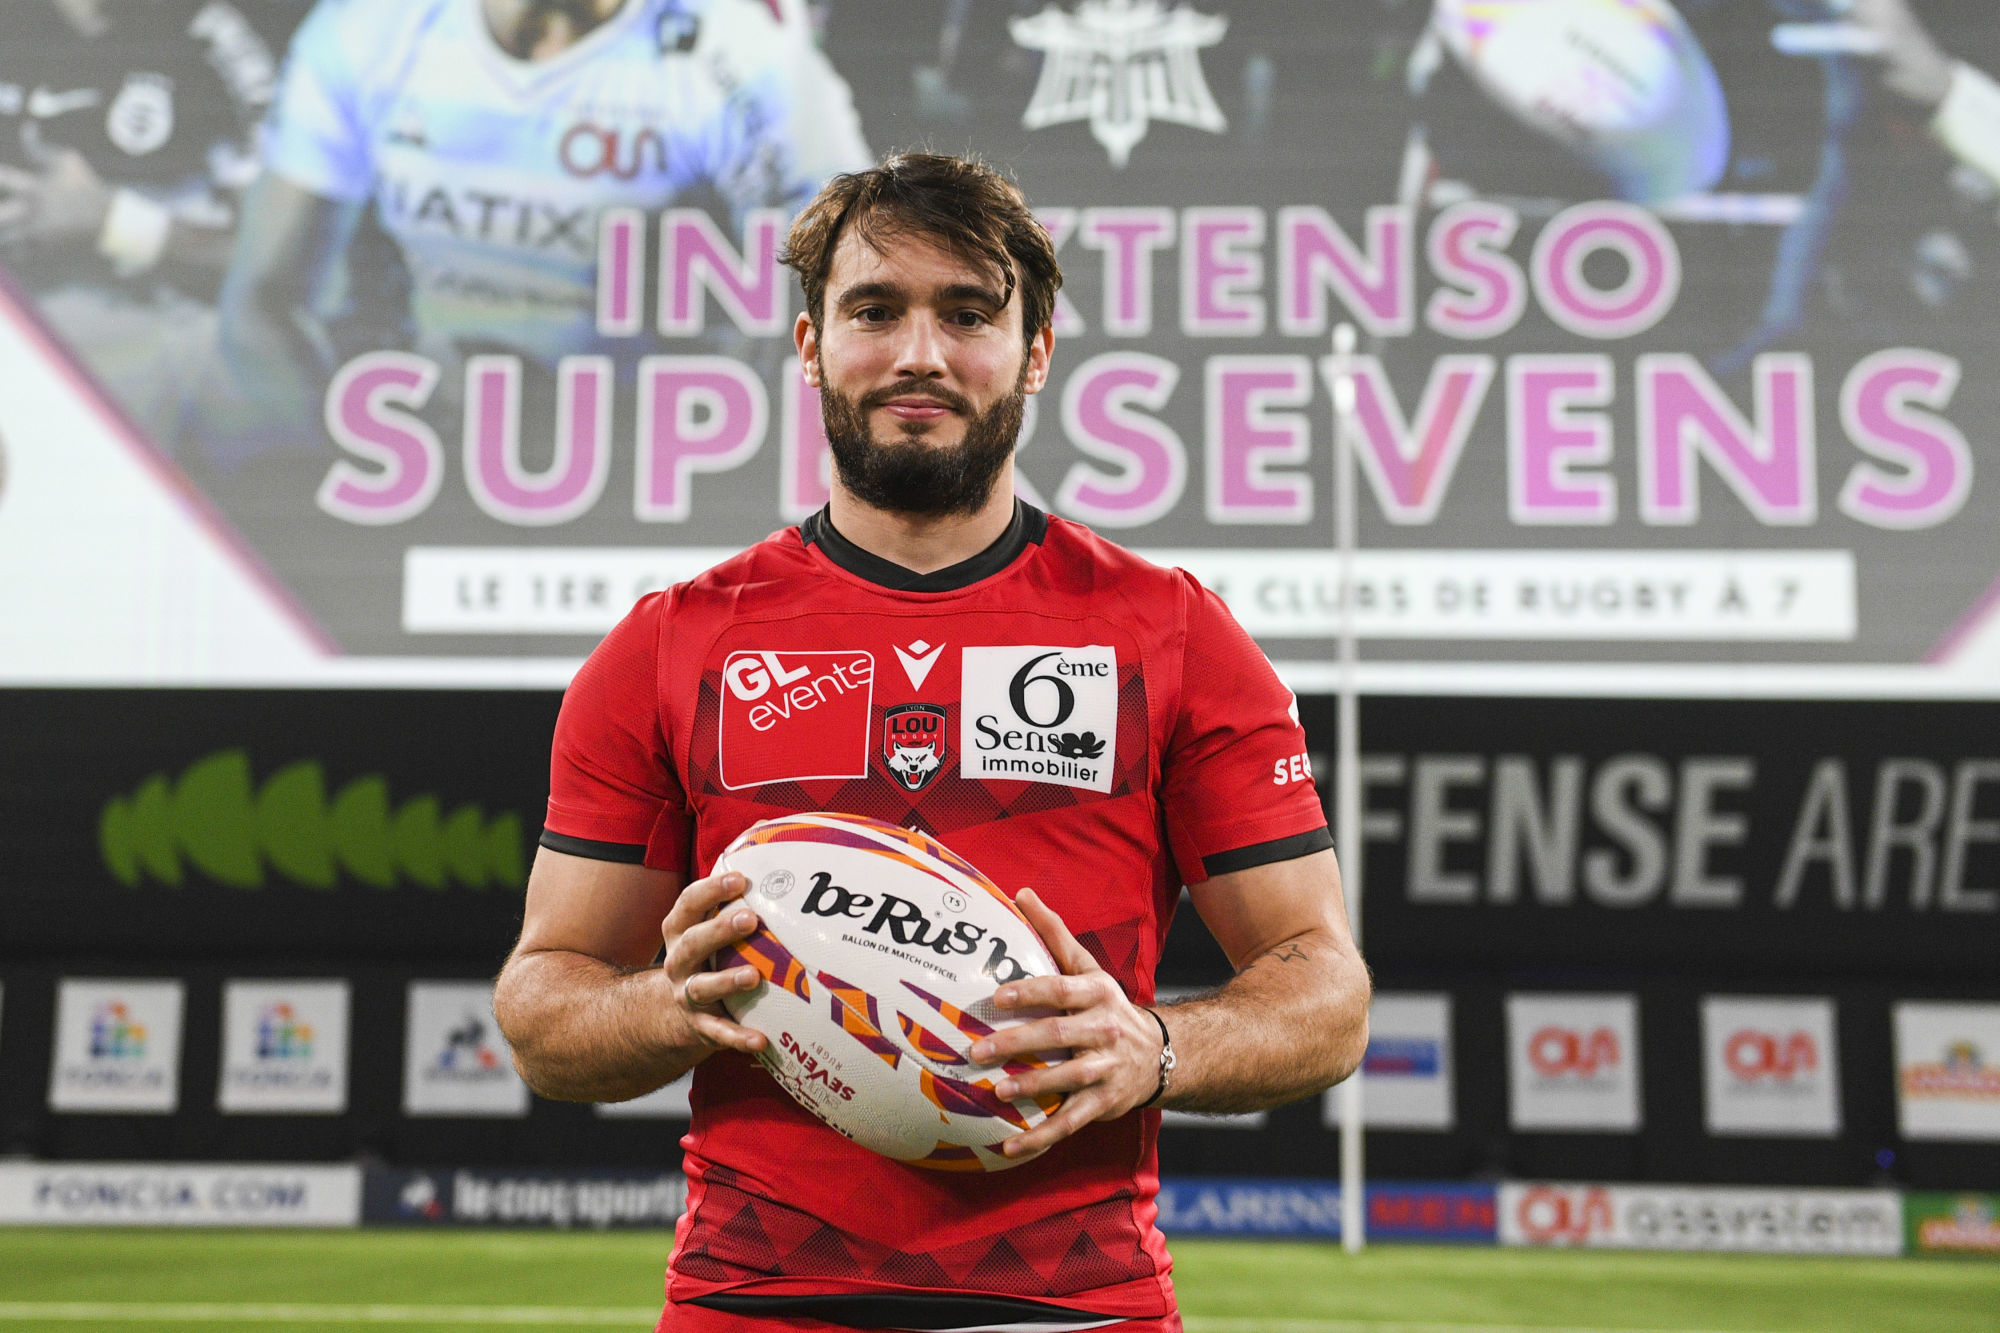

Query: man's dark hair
[[781, 152, 1063, 349]]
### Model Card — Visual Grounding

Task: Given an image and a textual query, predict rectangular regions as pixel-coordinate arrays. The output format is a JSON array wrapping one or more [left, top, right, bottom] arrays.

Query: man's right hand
[[495, 851, 771, 1102], [657, 868, 771, 1058]]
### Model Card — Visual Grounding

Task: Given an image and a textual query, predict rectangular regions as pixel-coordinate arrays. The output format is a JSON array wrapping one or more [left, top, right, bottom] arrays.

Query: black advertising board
[[5, 688, 1990, 977], [0, 691, 558, 962], [1300, 696, 2000, 978]]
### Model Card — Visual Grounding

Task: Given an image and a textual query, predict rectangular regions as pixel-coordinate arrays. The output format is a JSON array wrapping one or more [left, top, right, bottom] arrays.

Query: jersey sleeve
[[260, 0, 378, 202], [543, 592, 693, 872], [1160, 573, 1333, 884]]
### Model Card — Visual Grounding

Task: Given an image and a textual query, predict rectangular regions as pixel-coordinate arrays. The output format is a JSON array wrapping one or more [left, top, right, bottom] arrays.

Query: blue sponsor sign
[[1362, 1036, 1442, 1078], [1157, 1177, 1342, 1238], [1156, 1178, 1497, 1243], [1367, 1182, 1497, 1244]]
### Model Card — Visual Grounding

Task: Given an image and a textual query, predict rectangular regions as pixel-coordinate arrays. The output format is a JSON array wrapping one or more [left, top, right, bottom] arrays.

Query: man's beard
[[820, 360, 1026, 518]]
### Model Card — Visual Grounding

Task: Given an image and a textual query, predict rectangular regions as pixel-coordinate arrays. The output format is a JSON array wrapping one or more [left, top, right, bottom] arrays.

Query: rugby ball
[[1431, 0, 1729, 203], [711, 813, 1066, 1172]]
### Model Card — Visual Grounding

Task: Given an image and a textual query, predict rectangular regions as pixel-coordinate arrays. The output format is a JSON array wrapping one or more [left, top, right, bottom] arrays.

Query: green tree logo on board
[[99, 751, 527, 891]]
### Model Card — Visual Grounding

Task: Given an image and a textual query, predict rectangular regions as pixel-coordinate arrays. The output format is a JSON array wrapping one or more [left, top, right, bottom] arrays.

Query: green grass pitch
[[0, 1229, 1994, 1332]]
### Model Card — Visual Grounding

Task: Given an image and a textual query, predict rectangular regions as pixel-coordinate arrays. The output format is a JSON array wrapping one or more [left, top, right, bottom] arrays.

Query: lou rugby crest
[[882, 703, 949, 792]]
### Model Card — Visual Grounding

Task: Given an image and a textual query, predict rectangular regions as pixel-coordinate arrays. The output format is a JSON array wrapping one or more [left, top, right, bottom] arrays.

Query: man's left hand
[[969, 887, 1166, 1162]]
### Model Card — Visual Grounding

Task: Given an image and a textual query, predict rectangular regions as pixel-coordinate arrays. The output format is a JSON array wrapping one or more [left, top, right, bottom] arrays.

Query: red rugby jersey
[[543, 502, 1331, 1327]]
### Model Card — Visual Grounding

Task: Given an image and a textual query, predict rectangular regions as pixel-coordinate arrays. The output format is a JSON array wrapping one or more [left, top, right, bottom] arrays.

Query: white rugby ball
[[1431, 0, 1729, 203], [712, 812, 1066, 1172]]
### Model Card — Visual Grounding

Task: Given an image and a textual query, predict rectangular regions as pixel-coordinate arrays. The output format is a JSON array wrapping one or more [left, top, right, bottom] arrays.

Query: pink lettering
[[1037, 208, 1088, 335], [595, 208, 643, 337], [317, 351, 443, 525], [1205, 355, 1311, 523], [1341, 354, 1496, 524], [635, 356, 768, 522], [1278, 205, 1414, 338], [463, 355, 611, 525], [1080, 207, 1175, 336], [781, 368, 833, 520], [659, 208, 785, 336], [1507, 354, 1616, 525], [1426, 202, 1527, 341], [1056, 352, 1187, 528], [1639, 353, 1817, 525], [1838, 349, 1971, 530], [1182, 207, 1265, 337], [1532, 203, 1679, 340]]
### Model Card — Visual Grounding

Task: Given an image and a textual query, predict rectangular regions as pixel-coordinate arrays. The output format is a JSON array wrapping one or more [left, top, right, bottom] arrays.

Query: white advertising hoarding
[[0, 1163, 360, 1227], [1894, 1001, 2000, 1142], [47, 979, 184, 1114], [1498, 1182, 1901, 1255], [402, 982, 528, 1118], [1322, 992, 1454, 1131], [1700, 996, 1841, 1138], [218, 981, 351, 1115], [1507, 993, 1641, 1133]]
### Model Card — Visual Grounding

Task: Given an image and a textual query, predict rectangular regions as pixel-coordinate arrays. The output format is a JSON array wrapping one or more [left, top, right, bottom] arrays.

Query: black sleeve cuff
[[539, 830, 649, 864], [1201, 825, 1335, 878]]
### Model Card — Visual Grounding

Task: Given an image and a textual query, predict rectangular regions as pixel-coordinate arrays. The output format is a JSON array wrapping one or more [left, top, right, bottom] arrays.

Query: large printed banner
[[1337, 695, 2000, 975], [2, 1, 2000, 690]]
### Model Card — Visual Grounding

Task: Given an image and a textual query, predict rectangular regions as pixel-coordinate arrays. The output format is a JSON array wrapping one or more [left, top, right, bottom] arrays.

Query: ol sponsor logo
[[882, 703, 949, 792], [1528, 1026, 1621, 1081], [1724, 1029, 1818, 1085], [718, 650, 874, 790], [1515, 1185, 1616, 1246], [961, 646, 1119, 794]]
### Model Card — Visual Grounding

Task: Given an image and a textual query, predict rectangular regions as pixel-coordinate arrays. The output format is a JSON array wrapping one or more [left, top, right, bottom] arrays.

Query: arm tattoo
[[1269, 942, 1309, 965]]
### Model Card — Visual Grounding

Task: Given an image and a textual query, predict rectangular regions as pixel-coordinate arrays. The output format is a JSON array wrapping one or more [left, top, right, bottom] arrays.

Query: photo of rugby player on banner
[[2, 0, 1998, 682]]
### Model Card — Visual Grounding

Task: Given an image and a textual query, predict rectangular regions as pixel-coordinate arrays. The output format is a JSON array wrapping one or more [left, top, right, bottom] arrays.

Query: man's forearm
[[493, 949, 702, 1103], [1151, 927, 1370, 1116]]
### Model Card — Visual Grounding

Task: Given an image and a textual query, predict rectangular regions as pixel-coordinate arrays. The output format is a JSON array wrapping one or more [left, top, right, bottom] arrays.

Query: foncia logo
[[960, 646, 1118, 794], [90, 1003, 148, 1060], [257, 1003, 315, 1062]]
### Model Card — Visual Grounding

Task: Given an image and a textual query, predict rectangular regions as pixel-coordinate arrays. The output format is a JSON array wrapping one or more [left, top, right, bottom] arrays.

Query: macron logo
[[895, 640, 944, 690]]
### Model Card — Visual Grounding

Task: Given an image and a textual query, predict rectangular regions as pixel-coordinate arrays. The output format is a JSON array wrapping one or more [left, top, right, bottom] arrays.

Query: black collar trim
[[799, 500, 1047, 592]]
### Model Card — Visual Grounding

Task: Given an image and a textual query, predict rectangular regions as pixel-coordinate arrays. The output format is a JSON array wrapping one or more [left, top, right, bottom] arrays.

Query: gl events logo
[[89, 1003, 147, 1060], [1528, 1026, 1621, 1080], [718, 651, 875, 791]]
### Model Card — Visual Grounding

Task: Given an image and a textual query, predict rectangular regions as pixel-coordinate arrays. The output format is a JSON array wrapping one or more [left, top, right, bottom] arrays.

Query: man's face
[[797, 221, 1053, 517]]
